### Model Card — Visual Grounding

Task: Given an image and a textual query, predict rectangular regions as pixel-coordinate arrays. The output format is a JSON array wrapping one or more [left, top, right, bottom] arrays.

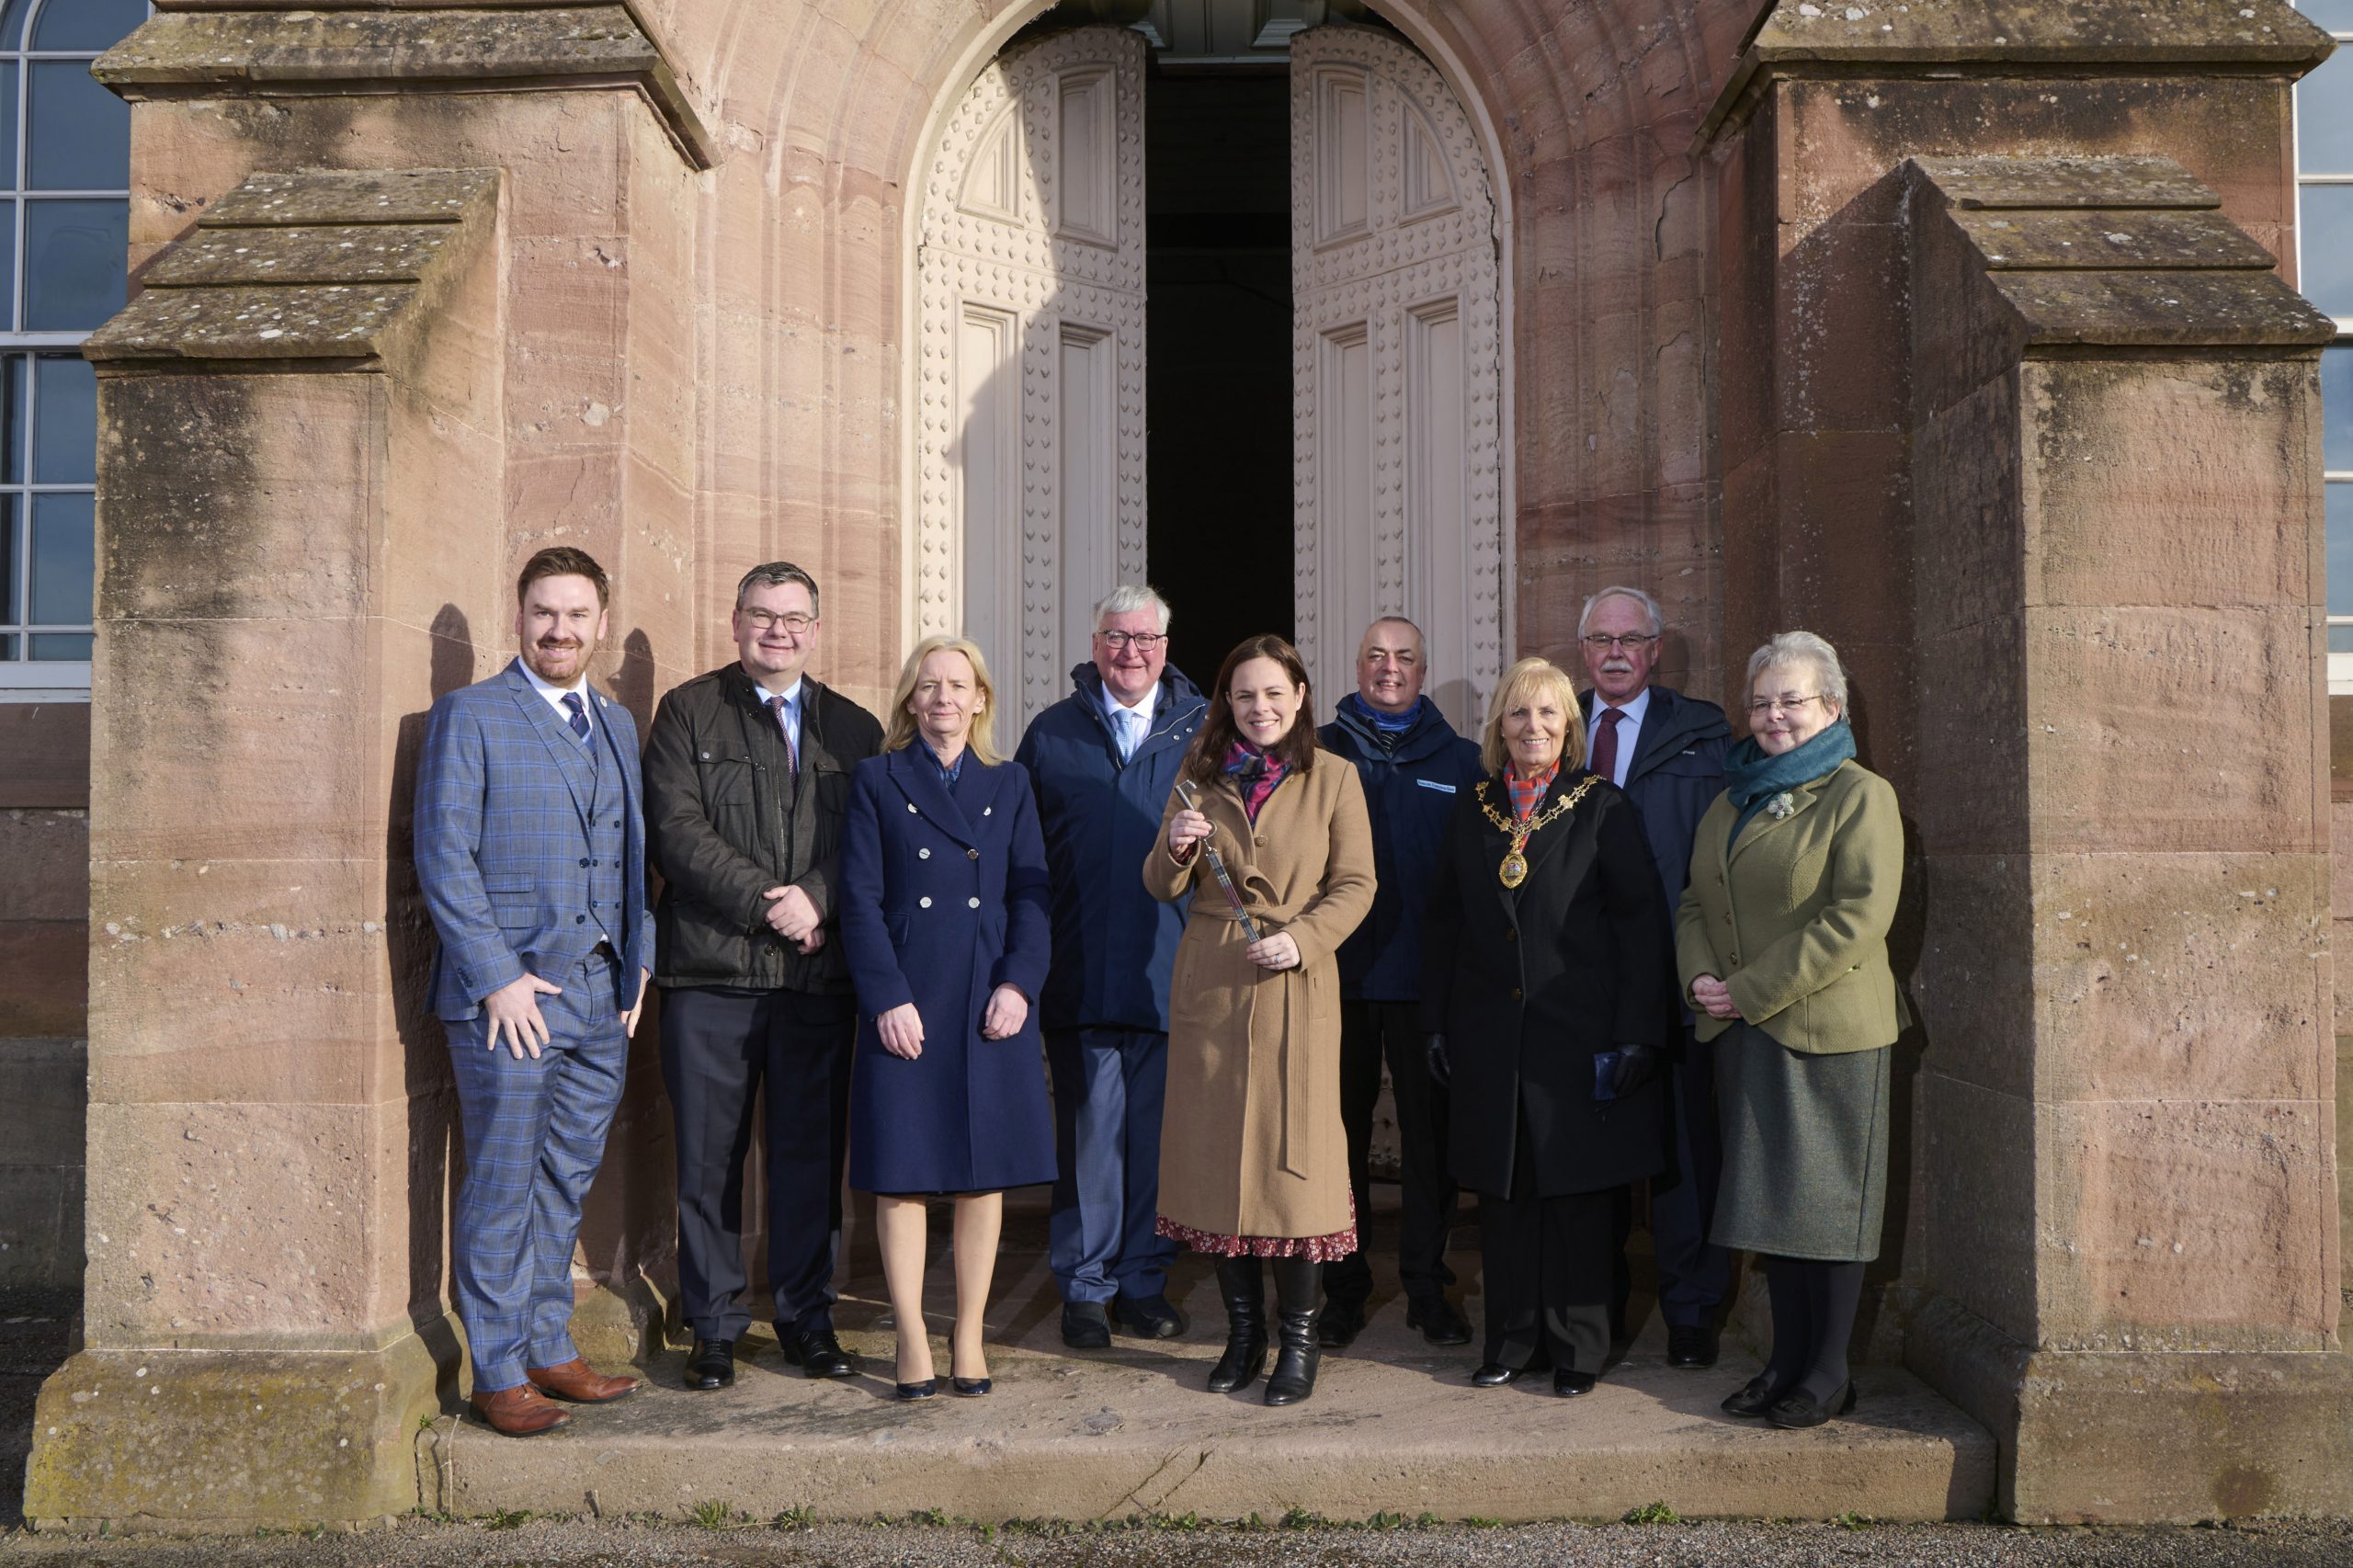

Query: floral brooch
[[1765, 791, 1796, 821]]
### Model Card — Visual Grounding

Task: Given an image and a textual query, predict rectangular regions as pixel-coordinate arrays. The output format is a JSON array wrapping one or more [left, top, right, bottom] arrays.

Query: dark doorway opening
[[1145, 68, 1293, 696]]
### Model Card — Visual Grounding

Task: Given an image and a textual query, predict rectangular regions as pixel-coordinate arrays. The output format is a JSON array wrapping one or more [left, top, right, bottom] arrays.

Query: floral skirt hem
[[1154, 1217, 1358, 1261]]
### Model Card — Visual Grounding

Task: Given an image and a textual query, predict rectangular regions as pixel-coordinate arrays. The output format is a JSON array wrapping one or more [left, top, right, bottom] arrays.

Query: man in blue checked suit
[[415, 546, 656, 1437]]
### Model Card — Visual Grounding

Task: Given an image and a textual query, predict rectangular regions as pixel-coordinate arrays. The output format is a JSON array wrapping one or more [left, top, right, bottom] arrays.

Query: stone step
[[431, 1241, 1995, 1526]]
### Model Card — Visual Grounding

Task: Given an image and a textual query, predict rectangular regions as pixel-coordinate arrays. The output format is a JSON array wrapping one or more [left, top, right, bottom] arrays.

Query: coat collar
[[883, 743, 986, 846], [1583, 684, 1728, 786], [1724, 760, 1845, 865]]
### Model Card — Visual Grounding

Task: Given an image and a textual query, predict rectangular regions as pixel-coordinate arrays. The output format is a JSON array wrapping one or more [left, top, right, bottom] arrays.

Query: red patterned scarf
[[1222, 740, 1290, 823], [1506, 758, 1561, 823]]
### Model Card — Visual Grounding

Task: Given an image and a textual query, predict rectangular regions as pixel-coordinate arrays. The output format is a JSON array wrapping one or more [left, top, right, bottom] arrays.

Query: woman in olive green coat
[[1676, 631, 1903, 1433]]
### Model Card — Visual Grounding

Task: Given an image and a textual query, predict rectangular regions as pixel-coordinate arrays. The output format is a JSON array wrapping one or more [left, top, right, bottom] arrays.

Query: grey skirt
[[1711, 1020, 1890, 1263]]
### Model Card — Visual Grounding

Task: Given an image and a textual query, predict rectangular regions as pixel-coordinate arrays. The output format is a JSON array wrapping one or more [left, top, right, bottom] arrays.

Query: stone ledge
[[85, 167, 495, 366], [95, 6, 716, 171], [1905, 1291, 2353, 1523]]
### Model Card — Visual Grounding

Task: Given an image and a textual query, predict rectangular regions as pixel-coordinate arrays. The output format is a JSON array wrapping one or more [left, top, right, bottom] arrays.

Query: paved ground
[[6, 1516, 2353, 1566]]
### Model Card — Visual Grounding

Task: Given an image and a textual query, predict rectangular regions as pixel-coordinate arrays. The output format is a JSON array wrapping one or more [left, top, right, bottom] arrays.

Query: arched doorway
[[915, 16, 1505, 733]]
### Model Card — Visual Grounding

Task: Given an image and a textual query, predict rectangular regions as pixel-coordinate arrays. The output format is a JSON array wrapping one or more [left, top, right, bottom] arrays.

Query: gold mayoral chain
[[1475, 775, 1598, 889]]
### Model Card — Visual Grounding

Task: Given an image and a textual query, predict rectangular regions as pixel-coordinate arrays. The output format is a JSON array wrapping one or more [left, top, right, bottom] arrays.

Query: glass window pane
[[1, 354, 22, 483], [2299, 51, 2353, 176], [29, 0, 146, 51], [0, 63, 18, 192], [28, 488, 87, 625], [28, 62, 127, 191], [33, 352, 91, 482], [0, 634, 16, 661], [28, 631, 86, 659], [2334, 483, 2353, 650], [2297, 1, 2353, 29], [2328, 347, 2353, 474], [2303, 187, 2353, 322], [23, 199, 121, 328], [0, 0, 29, 51], [0, 493, 15, 622]]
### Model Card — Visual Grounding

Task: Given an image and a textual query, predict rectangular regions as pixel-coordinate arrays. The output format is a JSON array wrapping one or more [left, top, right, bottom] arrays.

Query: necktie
[[1591, 706, 1623, 784], [769, 694, 800, 774], [562, 691, 591, 745], [1118, 708, 1142, 763]]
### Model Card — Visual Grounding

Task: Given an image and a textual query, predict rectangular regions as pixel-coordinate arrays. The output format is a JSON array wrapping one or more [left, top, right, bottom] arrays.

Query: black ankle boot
[[1205, 1256, 1267, 1393], [1264, 1256, 1322, 1406]]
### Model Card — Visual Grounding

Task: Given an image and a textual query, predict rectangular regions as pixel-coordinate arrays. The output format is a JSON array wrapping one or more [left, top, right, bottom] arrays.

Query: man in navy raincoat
[[1016, 585, 1210, 1347]]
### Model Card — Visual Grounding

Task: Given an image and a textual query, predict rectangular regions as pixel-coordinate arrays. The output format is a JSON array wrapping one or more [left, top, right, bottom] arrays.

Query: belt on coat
[[1193, 902, 1313, 1180]]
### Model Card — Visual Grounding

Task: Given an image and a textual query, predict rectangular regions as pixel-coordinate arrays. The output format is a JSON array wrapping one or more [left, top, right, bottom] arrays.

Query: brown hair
[[1479, 656, 1588, 776], [517, 546, 610, 608], [881, 635, 1004, 766], [1181, 633, 1318, 789]]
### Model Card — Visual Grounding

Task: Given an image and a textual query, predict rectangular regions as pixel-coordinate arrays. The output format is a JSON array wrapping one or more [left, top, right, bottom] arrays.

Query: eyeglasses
[[1098, 631, 1167, 652], [1746, 693, 1827, 718], [1581, 633, 1659, 652], [741, 609, 816, 633]]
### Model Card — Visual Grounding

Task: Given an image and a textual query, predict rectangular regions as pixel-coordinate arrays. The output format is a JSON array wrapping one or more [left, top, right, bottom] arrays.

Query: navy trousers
[[447, 950, 630, 1392], [660, 985, 856, 1341], [1652, 1040, 1731, 1327], [1046, 1027, 1176, 1304]]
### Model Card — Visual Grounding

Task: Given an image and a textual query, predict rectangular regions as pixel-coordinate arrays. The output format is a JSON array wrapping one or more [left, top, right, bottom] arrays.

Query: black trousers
[[1477, 1118, 1617, 1375], [660, 984, 856, 1341], [1326, 998, 1459, 1309]]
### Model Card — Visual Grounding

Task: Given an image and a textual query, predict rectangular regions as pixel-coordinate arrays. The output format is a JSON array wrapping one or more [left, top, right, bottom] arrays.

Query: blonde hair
[[1479, 656, 1589, 776], [882, 635, 1003, 765]]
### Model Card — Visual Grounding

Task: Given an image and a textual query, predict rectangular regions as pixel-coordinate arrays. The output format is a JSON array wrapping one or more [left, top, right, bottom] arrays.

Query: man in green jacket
[[642, 562, 883, 1392]]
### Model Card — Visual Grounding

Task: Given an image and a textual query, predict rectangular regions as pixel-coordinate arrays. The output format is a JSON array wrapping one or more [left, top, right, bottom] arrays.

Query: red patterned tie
[[769, 694, 799, 775], [1591, 706, 1622, 784]]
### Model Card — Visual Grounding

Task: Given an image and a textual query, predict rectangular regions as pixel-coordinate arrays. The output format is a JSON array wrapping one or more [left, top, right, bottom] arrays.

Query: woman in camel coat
[[1143, 633, 1374, 1406]]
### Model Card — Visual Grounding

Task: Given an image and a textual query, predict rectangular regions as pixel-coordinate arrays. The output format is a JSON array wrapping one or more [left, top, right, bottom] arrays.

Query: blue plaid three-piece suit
[[415, 658, 654, 1392]]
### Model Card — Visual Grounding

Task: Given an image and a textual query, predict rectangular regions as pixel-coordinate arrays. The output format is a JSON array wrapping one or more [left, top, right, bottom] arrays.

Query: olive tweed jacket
[[1675, 758, 1904, 1055]]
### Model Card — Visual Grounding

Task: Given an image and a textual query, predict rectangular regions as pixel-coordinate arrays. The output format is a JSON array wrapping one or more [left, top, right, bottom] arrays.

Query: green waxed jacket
[[1675, 758, 1905, 1055]]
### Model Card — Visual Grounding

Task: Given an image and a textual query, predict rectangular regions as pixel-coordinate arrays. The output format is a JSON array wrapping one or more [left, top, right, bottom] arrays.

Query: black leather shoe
[[1061, 1301, 1111, 1349], [1666, 1324, 1721, 1369], [1768, 1380, 1857, 1429], [950, 1376, 991, 1397], [1553, 1368, 1597, 1397], [779, 1326, 859, 1379], [895, 1378, 937, 1401], [1110, 1291, 1185, 1339], [685, 1336, 735, 1391], [1722, 1375, 1787, 1418], [1471, 1362, 1527, 1387], [1405, 1294, 1472, 1346], [1315, 1296, 1367, 1348]]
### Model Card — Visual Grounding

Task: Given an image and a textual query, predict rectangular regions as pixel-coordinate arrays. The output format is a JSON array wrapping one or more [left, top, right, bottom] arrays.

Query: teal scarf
[[1724, 719, 1856, 851]]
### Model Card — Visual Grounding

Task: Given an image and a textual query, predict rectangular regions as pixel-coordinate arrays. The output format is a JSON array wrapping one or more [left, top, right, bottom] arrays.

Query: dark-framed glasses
[[1581, 633, 1659, 651], [1099, 631, 1167, 652], [742, 608, 816, 633], [1746, 693, 1826, 718]]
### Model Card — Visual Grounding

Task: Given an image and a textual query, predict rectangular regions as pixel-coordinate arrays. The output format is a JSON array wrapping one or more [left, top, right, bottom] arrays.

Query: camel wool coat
[[1142, 753, 1375, 1241]]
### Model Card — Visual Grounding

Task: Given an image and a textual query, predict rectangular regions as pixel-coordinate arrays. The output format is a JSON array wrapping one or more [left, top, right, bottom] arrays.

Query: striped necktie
[[562, 691, 591, 745], [769, 694, 800, 774]]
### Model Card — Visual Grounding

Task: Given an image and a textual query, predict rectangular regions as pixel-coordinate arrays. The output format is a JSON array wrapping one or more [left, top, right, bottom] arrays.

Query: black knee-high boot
[[1264, 1255, 1323, 1406], [1205, 1256, 1267, 1393]]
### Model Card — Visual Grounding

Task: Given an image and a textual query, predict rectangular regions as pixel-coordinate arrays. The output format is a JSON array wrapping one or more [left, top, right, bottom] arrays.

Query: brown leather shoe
[[470, 1383, 571, 1437], [527, 1357, 642, 1403]]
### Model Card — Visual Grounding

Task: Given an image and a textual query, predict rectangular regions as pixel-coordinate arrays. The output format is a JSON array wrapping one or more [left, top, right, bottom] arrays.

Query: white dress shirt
[[1588, 683, 1651, 787], [519, 657, 594, 737], [1101, 679, 1159, 759], [756, 675, 805, 756]]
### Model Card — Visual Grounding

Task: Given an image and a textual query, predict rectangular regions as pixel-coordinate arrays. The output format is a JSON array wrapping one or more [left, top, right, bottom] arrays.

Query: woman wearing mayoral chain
[[1145, 634, 1374, 1407], [1420, 656, 1674, 1397]]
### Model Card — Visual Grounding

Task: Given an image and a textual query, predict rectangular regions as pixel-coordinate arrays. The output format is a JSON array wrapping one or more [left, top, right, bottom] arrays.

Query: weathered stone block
[[0, 922, 90, 1039], [1915, 1071, 2039, 1342]]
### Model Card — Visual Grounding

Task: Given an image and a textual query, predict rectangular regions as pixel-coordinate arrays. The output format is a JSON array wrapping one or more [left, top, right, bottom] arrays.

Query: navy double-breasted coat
[[838, 746, 1057, 1194]]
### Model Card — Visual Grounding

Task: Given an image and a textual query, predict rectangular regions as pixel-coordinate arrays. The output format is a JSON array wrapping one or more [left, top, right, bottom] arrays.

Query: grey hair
[[1094, 584, 1172, 632], [1745, 630, 1848, 710], [1577, 585, 1665, 640], [735, 560, 821, 616]]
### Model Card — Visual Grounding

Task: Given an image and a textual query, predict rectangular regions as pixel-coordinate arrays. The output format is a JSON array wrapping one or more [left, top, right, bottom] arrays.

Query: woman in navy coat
[[839, 634, 1055, 1400]]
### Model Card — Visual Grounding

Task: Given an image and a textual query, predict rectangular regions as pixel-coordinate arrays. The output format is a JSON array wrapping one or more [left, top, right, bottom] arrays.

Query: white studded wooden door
[[1290, 25, 1502, 733], [917, 28, 1148, 734]]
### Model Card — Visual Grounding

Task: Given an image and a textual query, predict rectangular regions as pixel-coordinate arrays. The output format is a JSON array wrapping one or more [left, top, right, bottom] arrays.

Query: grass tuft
[[1623, 1501, 1680, 1526]]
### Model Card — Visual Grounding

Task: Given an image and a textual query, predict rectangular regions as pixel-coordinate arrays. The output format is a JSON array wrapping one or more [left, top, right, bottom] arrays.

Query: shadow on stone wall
[[388, 604, 476, 1410]]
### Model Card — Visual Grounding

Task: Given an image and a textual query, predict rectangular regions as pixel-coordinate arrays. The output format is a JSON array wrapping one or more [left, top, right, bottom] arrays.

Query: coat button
[[983, 805, 993, 815], [576, 915, 587, 925], [967, 847, 980, 860], [918, 847, 931, 859], [1504, 927, 1518, 942], [1255, 835, 1267, 846], [908, 802, 919, 813], [919, 896, 932, 909], [968, 896, 982, 909], [579, 857, 590, 868], [1510, 986, 1523, 1000]]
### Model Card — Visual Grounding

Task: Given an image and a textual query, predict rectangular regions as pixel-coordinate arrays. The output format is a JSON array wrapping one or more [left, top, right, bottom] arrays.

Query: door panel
[[1291, 25, 1501, 733], [919, 28, 1148, 733]]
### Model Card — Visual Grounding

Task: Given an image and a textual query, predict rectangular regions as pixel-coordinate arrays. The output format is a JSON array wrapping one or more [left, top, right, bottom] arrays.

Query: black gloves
[[1610, 1042, 1661, 1098], [1426, 1032, 1450, 1086]]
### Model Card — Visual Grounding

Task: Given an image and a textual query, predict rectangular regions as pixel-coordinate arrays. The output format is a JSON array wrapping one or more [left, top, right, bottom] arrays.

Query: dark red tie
[[1591, 706, 1623, 784]]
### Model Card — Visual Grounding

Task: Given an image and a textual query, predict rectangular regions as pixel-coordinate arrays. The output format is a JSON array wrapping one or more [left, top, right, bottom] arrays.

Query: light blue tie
[[1118, 708, 1142, 763]]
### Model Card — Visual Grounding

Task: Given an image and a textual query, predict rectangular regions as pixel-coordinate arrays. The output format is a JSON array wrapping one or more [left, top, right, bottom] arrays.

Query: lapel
[[1726, 764, 1836, 865], [503, 661, 595, 828], [887, 744, 979, 848], [1619, 687, 1678, 785], [587, 685, 633, 813]]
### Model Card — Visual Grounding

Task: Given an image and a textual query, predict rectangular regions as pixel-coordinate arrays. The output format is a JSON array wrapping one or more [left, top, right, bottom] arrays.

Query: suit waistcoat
[[554, 715, 631, 947]]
